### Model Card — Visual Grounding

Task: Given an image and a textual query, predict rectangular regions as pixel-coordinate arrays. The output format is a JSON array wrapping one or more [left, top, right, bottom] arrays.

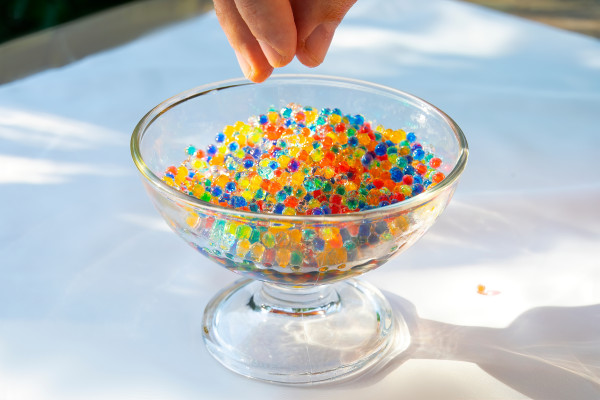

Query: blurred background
[[0, 0, 598, 84], [1, 0, 599, 44]]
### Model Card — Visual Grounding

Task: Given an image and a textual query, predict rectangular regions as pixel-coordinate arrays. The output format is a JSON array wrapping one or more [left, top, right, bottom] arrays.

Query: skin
[[213, 0, 357, 82]]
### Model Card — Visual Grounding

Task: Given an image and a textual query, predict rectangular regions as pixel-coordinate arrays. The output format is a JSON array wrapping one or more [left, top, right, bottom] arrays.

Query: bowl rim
[[131, 74, 468, 222]]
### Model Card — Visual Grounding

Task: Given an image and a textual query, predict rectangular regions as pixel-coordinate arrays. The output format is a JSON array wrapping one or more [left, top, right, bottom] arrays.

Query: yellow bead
[[186, 213, 199, 228], [291, 172, 304, 187], [278, 155, 291, 168], [234, 121, 246, 131], [236, 239, 251, 257], [223, 125, 235, 137], [305, 110, 317, 123], [310, 149, 324, 162], [267, 111, 279, 123], [276, 249, 291, 267], [248, 243, 265, 261], [329, 114, 341, 125], [242, 190, 254, 202], [308, 198, 320, 208], [283, 207, 296, 215], [191, 184, 205, 197], [238, 176, 250, 189], [250, 175, 263, 190]]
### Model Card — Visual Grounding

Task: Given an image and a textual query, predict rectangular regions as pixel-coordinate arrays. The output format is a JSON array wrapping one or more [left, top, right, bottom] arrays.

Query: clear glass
[[131, 75, 468, 384]]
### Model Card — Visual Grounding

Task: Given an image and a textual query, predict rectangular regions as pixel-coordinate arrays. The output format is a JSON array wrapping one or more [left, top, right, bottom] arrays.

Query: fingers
[[291, 0, 357, 67], [234, 0, 297, 68], [214, 0, 273, 82]]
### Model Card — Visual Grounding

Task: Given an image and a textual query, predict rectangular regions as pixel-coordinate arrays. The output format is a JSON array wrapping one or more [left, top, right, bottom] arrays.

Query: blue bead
[[390, 167, 403, 182], [353, 114, 365, 126], [361, 153, 373, 167], [288, 159, 300, 172], [234, 196, 247, 208], [220, 193, 231, 202], [404, 165, 415, 176], [423, 179, 432, 188], [412, 148, 425, 160], [225, 182, 236, 192], [406, 132, 417, 142], [212, 186, 223, 197], [374, 143, 387, 156], [207, 144, 217, 155], [228, 142, 239, 152], [378, 201, 390, 207], [313, 237, 325, 251], [249, 203, 259, 212], [312, 207, 324, 215], [340, 228, 351, 242], [215, 132, 226, 143], [368, 235, 380, 245], [273, 203, 285, 214], [413, 175, 423, 184], [259, 115, 268, 124], [374, 221, 388, 234], [411, 143, 423, 151], [348, 136, 359, 147], [268, 161, 279, 170], [321, 205, 331, 214], [412, 184, 424, 195], [359, 223, 370, 237], [243, 159, 254, 168]]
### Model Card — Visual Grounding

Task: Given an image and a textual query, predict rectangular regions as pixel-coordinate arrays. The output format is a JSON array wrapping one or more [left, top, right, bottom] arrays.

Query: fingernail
[[258, 40, 288, 68], [235, 50, 254, 80]]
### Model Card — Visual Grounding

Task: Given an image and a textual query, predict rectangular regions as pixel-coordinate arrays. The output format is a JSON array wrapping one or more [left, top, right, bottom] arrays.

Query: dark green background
[[0, 0, 137, 43]]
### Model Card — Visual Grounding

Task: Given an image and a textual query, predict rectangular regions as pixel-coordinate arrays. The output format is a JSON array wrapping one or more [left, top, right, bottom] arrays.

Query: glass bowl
[[131, 75, 468, 384]]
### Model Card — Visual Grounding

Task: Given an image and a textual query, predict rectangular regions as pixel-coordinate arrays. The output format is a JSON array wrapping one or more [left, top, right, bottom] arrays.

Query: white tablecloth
[[1, 0, 599, 399]]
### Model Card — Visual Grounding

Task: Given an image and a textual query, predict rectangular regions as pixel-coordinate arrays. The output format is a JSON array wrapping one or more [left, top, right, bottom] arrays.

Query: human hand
[[213, 0, 357, 82]]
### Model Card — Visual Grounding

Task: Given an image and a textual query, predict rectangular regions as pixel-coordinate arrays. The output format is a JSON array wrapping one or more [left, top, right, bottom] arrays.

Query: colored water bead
[[166, 103, 446, 216], [429, 157, 442, 168]]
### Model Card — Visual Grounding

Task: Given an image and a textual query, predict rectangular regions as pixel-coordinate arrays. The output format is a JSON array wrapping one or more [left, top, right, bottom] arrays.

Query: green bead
[[262, 232, 276, 248], [249, 229, 261, 244], [235, 225, 252, 239], [347, 199, 359, 210], [302, 229, 316, 241], [396, 157, 408, 169], [290, 251, 303, 266], [200, 192, 212, 202]]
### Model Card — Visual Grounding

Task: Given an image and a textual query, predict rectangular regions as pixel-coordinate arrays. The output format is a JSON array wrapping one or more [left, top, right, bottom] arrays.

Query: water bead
[[429, 157, 442, 168], [166, 104, 446, 217]]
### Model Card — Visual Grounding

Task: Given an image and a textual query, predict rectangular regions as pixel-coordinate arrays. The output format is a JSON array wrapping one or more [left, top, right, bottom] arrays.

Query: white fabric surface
[[1, 0, 599, 398]]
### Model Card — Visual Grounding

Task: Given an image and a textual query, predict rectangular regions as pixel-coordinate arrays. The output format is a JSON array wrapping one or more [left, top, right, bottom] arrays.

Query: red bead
[[415, 164, 428, 175], [429, 157, 442, 168], [373, 179, 385, 189], [402, 175, 414, 185]]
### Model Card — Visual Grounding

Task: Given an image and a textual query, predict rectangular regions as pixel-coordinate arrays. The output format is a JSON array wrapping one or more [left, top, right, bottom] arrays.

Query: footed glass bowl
[[131, 75, 468, 384]]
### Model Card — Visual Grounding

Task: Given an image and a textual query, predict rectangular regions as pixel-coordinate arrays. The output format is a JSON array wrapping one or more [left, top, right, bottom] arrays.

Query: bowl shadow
[[338, 291, 600, 400]]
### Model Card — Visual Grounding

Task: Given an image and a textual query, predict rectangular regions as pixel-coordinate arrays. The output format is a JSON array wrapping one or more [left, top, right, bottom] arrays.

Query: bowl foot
[[202, 278, 408, 385]]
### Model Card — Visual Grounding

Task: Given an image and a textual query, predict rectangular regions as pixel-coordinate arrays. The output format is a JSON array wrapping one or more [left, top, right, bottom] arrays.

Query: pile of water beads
[[162, 103, 445, 215]]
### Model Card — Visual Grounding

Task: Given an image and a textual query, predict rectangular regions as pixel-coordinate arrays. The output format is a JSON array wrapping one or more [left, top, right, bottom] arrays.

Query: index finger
[[234, 0, 297, 68]]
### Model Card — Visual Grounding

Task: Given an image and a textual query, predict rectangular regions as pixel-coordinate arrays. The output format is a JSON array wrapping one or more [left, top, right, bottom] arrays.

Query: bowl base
[[202, 278, 408, 385]]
